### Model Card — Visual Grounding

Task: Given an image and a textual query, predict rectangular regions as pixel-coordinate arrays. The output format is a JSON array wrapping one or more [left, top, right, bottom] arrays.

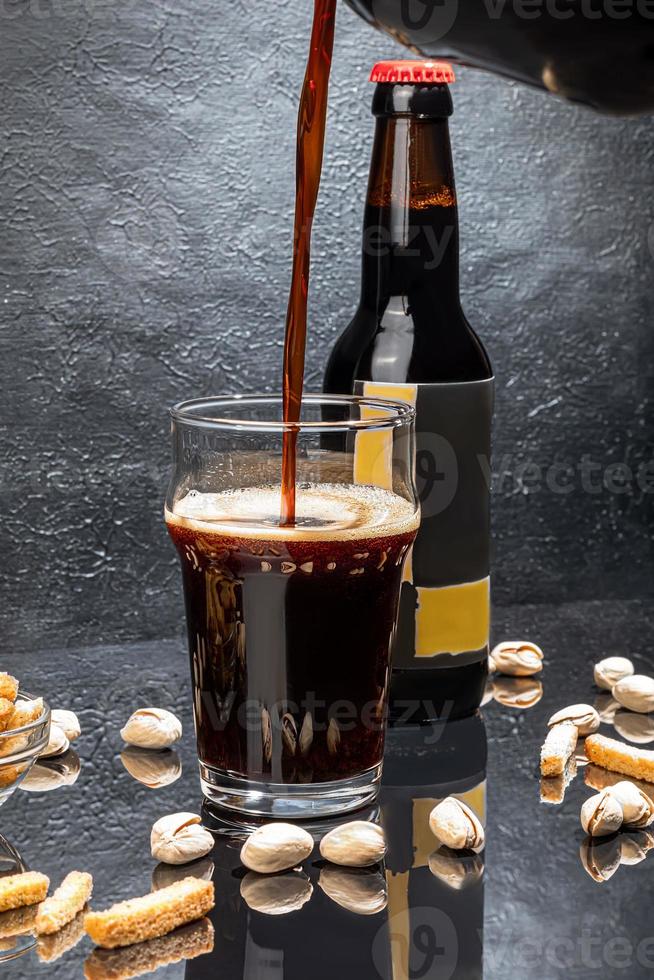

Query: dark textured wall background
[[0, 0, 652, 653]]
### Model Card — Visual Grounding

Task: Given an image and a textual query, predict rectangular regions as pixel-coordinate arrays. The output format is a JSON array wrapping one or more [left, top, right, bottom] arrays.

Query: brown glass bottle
[[325, 63, 494, 722]]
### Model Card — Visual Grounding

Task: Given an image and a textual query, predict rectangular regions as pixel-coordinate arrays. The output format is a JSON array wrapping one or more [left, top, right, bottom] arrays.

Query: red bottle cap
[[370, 60, 455, 85]]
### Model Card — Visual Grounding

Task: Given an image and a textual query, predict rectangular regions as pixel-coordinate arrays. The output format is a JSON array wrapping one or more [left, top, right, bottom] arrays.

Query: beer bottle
[[325, 61, 494, 721]]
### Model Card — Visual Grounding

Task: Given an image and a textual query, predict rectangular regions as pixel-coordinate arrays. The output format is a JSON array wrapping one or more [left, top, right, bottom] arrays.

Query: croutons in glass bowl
[[0, 675, 50, 805]]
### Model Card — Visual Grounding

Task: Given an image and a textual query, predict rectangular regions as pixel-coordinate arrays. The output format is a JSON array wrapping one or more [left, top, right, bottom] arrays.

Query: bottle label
[[354, 379, 494, 669]]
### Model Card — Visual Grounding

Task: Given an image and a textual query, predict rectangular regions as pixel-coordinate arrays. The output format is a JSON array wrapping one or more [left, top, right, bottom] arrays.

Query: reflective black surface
[[2, 598, 653, 978]]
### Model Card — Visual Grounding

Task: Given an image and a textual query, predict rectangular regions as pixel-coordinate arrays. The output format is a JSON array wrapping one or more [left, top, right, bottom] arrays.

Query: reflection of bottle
[[325, 63, 493, 723], [187, 811, 392, 980], [380, 714, 487, 980]]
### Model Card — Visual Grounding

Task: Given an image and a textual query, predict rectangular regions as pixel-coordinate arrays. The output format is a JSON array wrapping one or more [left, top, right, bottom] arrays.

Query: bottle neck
[[361, 114, 460, 308]]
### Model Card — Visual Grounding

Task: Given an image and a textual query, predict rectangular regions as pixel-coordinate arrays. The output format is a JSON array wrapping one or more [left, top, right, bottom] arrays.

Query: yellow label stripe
[[415, 577, 490, 656]]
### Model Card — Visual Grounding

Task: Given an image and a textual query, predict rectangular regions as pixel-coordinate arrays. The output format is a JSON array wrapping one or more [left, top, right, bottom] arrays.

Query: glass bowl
[[0, 834, 36, 962], [0, 693, 50, 808]]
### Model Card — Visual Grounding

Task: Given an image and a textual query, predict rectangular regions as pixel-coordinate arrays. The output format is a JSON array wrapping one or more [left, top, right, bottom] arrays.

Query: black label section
[[412, 380, 493, 588]]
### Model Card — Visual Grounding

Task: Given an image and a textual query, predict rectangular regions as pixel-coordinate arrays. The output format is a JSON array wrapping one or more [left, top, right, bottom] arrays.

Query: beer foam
[[166, 483, 418, 541]]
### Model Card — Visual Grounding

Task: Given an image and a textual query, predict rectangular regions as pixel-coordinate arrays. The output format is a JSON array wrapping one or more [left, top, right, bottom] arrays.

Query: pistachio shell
[[548, 704, 600, 737], [241, 824, 314, 875], [319, 821, 386, 868], [121, 708, 182, 749], [612, 676, 654, 714], [490, 641, 544, 677], [608, 781, 654, 829], [580, 790, 623, 837], [429, 798, 485, 853], [150, 813, 214, 865], [593, 657, 634, 691], [50, 710, 81, 742]]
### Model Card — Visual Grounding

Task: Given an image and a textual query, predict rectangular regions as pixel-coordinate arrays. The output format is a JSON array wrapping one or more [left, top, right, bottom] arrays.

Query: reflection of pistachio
[[319, 865, 387, 915], [429, 798, 485, 853], [594, 694, 621, 725], [608, 781, 654, 829], [240, 871, 312, 915], [480, 679, 495, 707], [320, 821, 386, 868], [428, 846, 484, 890], [548, 704, 600, 737], [580, 835, 621, 882], [326, 719, 341, 756], [261, 709, 273, 764], [120, 748, 181, 789], [493, 677, 543, 709], [613, 710, 654, 745], [299, 713, 313, 756], [593, 656, 634, 691], [620, 832, 652, 866], [580, 790, 623, 837], [281, 714, 297, 756], [152, 857, 214, 892], [490, 641, 543, 677], [240, 823, 314, 874], [20, 751, 81, 793]]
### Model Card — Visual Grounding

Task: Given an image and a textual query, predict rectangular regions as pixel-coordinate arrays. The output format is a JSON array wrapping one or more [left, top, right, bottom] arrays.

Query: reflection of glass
[[380, 714, 487, 980], [0, 835, 36, 963], [166, 395, 418, 818], [185, 813, 392, 979]]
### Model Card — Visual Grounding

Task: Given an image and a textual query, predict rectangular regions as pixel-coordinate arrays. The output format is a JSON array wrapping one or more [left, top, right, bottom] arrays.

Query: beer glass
[[165, 394, 418, 818]]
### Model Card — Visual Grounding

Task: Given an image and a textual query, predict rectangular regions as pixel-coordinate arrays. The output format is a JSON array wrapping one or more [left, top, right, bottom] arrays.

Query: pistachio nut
[[150, 813, 214, 865], [120, 708, 182, 749], [548, 704, 600, 737], [299, 713, 313, 756], [580, 836, 621, 883], [608, 781, 654, 829], [593, 657, 634, 691], [612, 675, 654, 715], [39, 724, 69, 759], [319, 821, 386, 868], [240, 871, 313, 915], [489, 641, 544, 677], [613, 710, 654, 745], [580, 789, 623, 837], [50, 710, 81, 743], [240, 823, 314, 874], [429, 798, 485, 853], [121, 748, 182, 789], [319, 866, 387, 915]]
